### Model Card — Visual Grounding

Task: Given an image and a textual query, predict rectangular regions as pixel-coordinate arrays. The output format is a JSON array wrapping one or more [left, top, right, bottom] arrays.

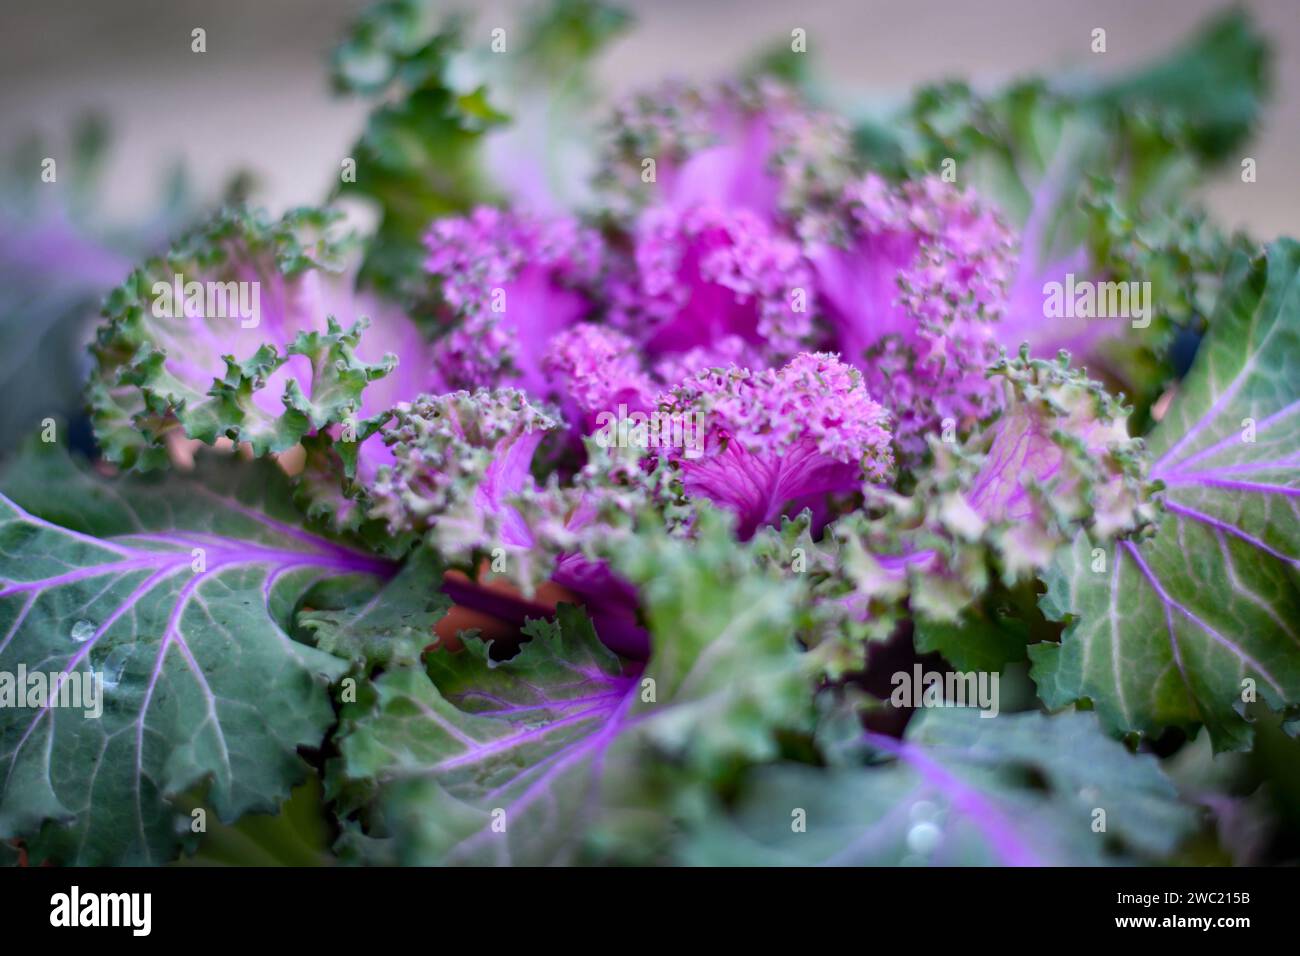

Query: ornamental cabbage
[[0, 3, 1293, 874]]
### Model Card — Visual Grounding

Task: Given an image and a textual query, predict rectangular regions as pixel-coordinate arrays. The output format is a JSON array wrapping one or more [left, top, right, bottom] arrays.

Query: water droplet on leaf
[[96, 645, 133, 691], [906, 821, 942, 854]]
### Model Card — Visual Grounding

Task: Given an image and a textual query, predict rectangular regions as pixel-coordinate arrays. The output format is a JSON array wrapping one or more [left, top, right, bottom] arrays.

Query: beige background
[[1, 0, 1295, 237]]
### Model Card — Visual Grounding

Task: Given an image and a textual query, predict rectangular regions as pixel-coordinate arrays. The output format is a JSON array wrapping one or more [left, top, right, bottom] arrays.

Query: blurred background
[[1, 0, 1296, 234]]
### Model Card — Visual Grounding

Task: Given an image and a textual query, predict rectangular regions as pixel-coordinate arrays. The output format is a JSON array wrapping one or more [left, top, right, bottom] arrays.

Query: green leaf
[[332, 510, 814, 864], [331, 5, 506, 293], [299, 547, 448, 670], [174, 776, 334, 867], [751, 510, 905, 677], [901, 10, 1266, 224], [890, 10, 1267, 419], [817, 347, 1158, 666], [1090, 10, 1268, 164], [87, 207, 397, 470], [332, 603, 638, 865], [683, 709, 1198, 865], [0, 441, 388, 863], [1033, 240, 1300, 751], [607, 507, 815, 770], [518, 0, 631, 80], [914, 607, 1027, 674]]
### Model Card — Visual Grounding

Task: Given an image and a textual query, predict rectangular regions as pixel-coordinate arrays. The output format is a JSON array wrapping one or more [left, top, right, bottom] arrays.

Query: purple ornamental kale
[[997, 157, 1118, 363], [599, 78, 854, 222], [962, 350, 1159, 575], [87, 208, 440, 480], [597, 79, 856, 377], [805, 175, 1016, 458], [368, 387, 560, 552], [541, 324, 656, 435], [608, 204, 814, 374], [426, 207, 603, 401], [365, 385, 652, 657], [657, 352, 893, 539]]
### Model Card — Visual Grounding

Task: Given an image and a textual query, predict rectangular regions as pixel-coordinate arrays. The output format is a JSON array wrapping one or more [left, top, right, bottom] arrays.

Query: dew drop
[[906, 821, 942, 855], [96, 645, 133, 691], [70, 619, 96, 643]]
